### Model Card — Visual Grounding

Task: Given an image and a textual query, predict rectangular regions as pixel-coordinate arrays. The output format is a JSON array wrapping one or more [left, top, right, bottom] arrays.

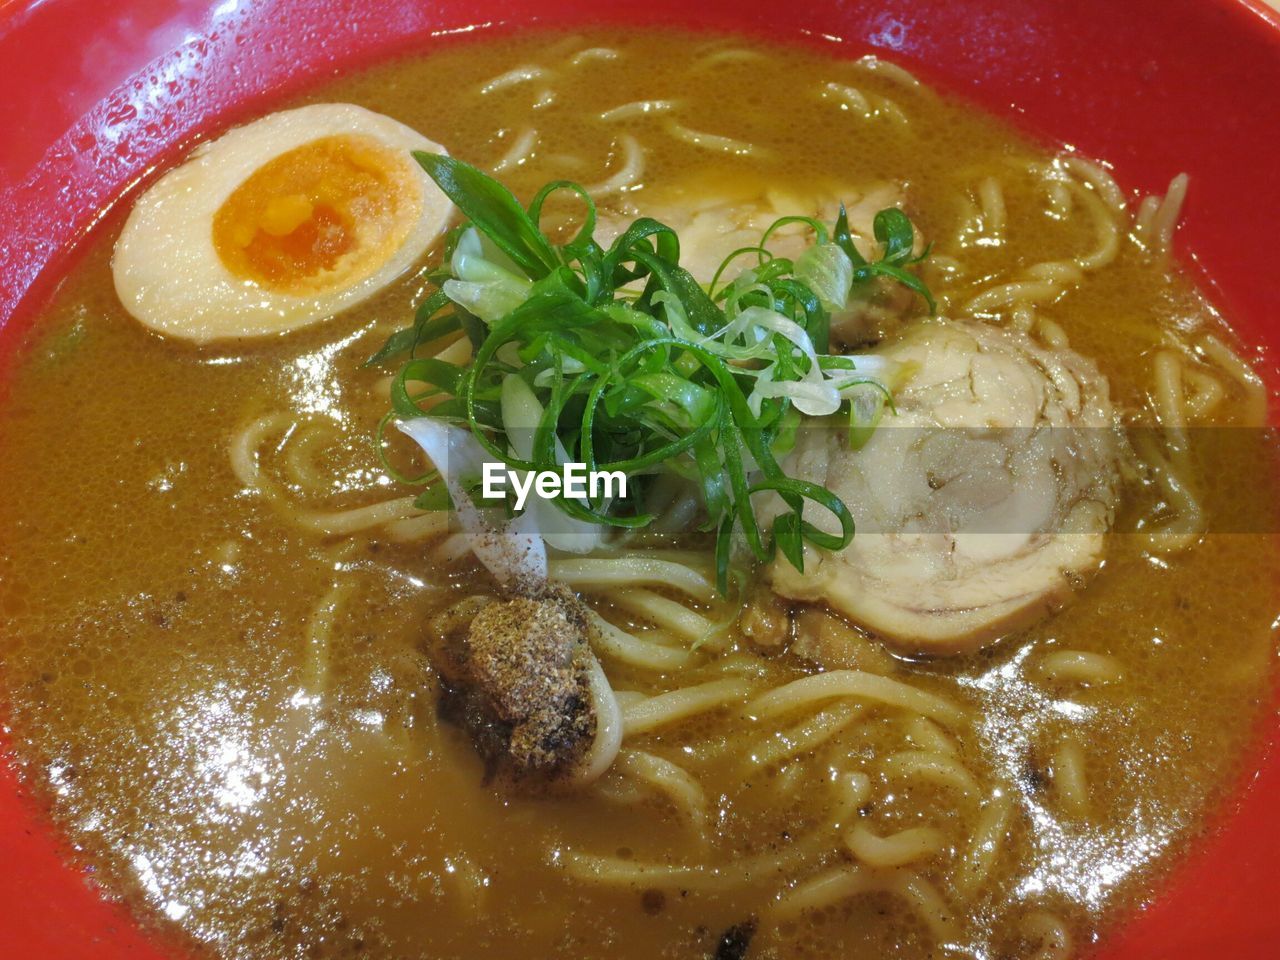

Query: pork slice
[[767, 318, 1122, 656]]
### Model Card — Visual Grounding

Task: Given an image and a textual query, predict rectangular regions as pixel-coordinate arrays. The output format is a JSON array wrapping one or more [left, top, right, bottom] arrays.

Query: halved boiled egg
[[112, 103, 453, 342]]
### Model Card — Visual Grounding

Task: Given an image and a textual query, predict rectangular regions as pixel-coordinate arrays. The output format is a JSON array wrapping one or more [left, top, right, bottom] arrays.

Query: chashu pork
[[594, 174, 917, 348], [768, 317, 1123, 656]]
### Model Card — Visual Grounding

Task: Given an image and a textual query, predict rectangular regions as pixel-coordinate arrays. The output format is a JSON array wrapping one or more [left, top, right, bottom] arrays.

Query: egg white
[[112, 103, 453, 342]]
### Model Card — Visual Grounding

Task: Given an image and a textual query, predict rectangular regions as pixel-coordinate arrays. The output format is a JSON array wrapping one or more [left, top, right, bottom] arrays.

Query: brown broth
[[0, 27, 1277, 960]]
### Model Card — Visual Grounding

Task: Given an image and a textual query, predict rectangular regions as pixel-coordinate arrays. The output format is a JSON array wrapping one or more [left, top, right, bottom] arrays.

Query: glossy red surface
[[1, 1, 1278, 957]]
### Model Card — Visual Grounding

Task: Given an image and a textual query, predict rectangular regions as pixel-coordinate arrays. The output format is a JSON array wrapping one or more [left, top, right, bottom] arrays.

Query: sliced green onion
[[366, 155, 936, 593]]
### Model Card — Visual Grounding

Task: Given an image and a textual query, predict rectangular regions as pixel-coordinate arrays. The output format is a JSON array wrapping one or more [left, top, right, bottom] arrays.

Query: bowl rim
[[1, 2, 1279, 958]]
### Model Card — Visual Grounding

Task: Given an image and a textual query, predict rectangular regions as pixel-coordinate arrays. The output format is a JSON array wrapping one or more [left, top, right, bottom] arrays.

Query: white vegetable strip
[[395, 418, 548, 585], [500, 375, 604, 554], [444, 227, 532, 324]]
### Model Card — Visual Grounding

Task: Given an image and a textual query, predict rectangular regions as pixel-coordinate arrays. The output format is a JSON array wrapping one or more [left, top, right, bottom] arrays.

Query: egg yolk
[[212, 134, 422, 295]]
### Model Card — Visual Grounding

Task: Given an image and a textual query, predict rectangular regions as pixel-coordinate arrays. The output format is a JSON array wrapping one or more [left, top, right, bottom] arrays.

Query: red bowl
[[1, 1, 1279, 957]]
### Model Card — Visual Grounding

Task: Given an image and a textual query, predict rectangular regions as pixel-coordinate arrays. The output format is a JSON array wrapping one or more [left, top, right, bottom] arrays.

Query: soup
[[0, 27, 1276, 960]]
